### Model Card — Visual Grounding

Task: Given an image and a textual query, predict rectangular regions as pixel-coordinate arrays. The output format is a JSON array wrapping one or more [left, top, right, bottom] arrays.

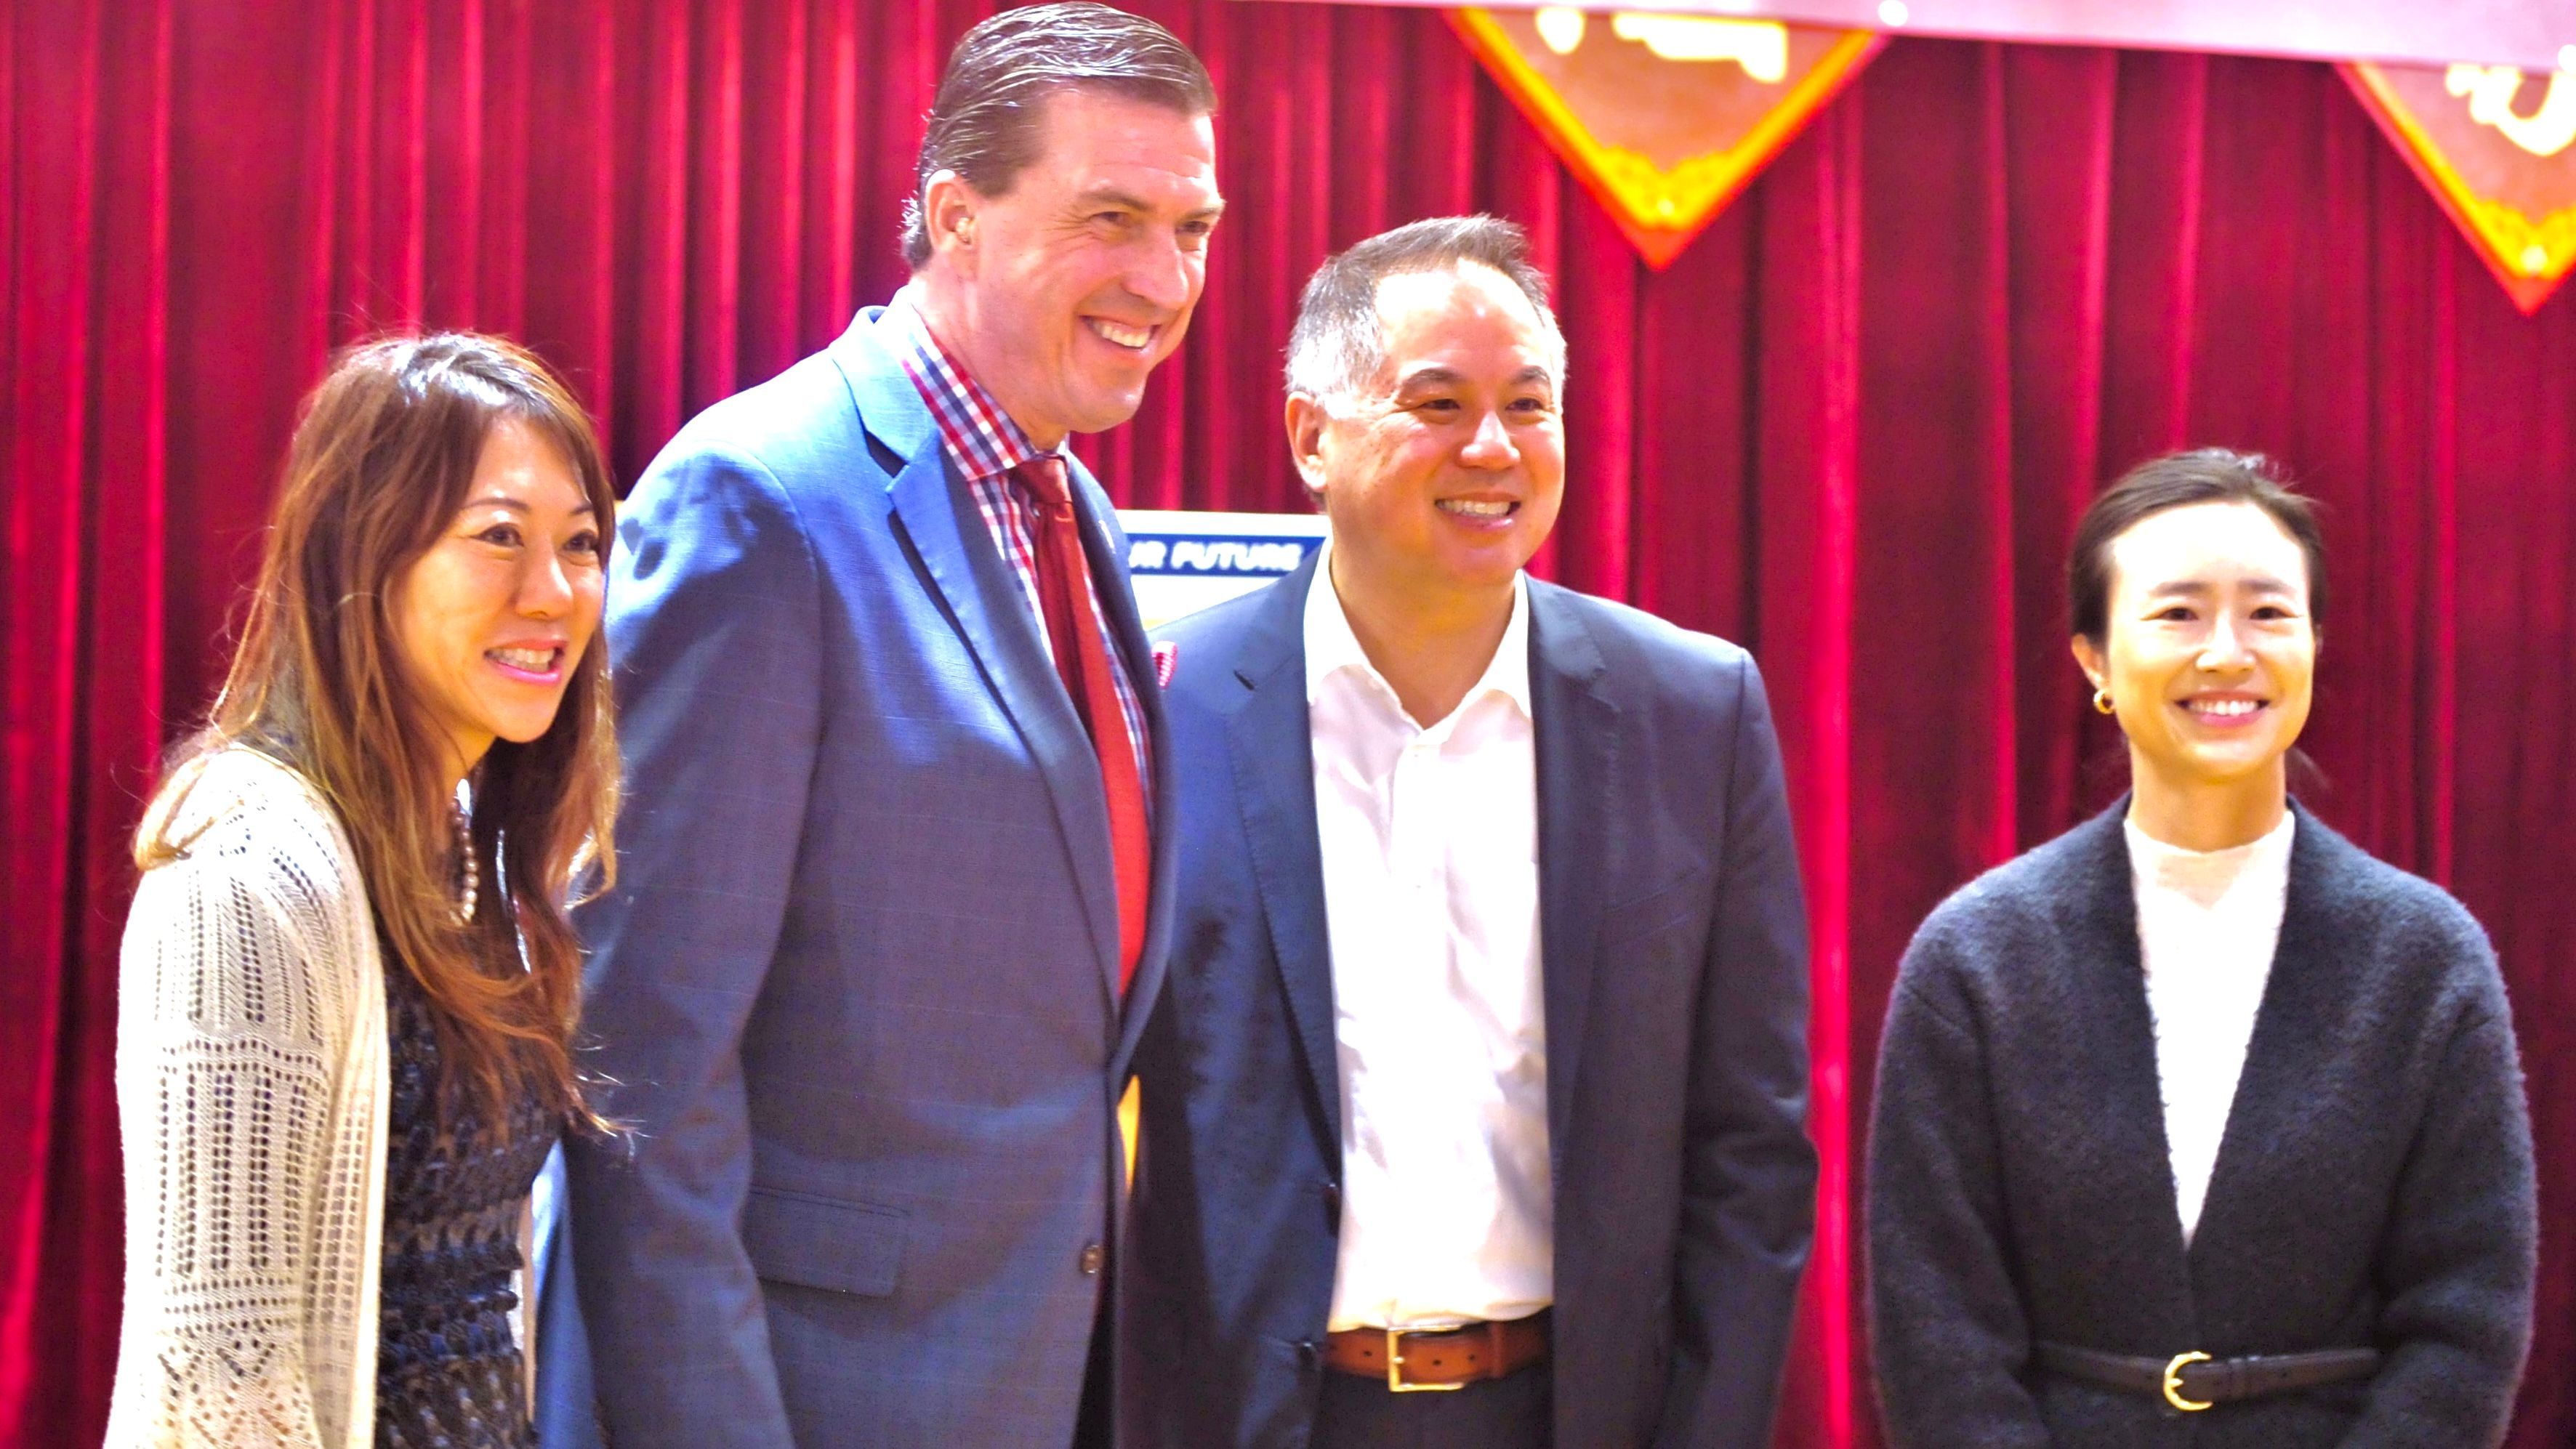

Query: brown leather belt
[[2034, 1341, 2381, 1413], [1323, 1311, 1552, 1391]]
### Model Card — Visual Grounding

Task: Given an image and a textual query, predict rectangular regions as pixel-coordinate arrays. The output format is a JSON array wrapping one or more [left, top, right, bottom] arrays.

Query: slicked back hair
[[901, 2, 1215, 271], [2068, 448, 2328, 646], [1284, 214, 1569, 404]]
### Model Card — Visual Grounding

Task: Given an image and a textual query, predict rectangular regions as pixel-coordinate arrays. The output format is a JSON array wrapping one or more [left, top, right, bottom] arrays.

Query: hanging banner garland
[[1448, 7, 1881, 267], [2341, 60, 2576, 314], [1432, 2, 2576, 299]]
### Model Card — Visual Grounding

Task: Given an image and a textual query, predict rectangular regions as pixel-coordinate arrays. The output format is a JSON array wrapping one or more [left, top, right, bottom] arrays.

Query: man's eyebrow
[[1069, 186, 1226, 225], [1068, 186, 1159, 214], [1393, 366, 1468, 390], [1390, 365, 1556, 391]]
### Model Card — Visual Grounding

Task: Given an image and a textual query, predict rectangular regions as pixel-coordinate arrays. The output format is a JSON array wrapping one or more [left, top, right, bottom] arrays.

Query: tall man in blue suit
[[1120, 217, 1816, 1448], [561, 7, 1222, 1445]]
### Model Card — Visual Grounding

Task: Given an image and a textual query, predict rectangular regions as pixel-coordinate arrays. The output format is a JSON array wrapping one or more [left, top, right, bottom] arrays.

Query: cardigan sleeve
[[106, 846, 345, 1448], [1865, 929, 2053, 1449], [2338, 993, 2537, 1447]]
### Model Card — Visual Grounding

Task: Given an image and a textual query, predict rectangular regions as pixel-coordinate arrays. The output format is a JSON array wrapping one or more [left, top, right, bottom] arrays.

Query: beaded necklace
[[450, 802, 479, 922]]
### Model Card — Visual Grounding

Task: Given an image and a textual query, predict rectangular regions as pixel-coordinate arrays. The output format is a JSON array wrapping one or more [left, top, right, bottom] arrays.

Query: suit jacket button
[[1079, 1243, 1106, 1276], [1323, 1182, 1341, 1219], [1297, 1340, 1320, 1371]]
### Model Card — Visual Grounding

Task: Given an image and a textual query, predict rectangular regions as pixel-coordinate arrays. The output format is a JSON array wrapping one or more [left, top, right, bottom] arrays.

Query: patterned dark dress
[[376, 959, 557, 1448]]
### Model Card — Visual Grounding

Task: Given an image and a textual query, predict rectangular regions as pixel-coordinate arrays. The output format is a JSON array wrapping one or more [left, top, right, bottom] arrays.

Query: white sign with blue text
[[1118, 509, 1329, 630]]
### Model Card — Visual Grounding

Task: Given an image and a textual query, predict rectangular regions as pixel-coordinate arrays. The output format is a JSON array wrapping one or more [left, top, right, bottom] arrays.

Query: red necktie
[[1013, 455, 1151, 996]]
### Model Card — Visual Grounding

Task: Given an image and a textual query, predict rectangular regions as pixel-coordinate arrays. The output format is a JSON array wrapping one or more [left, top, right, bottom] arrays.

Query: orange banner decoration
[[1449, 7, 1881, 267], [2342, 60, 2576, 314]]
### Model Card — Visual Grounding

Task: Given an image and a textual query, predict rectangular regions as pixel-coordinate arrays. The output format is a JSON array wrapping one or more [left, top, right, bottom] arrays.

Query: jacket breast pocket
[[741, 1186, 906, 1297]]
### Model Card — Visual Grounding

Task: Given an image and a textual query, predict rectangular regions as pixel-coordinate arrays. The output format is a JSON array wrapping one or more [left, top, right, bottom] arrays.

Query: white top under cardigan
[[2125, 810, 2297, 1244], [108, 748, 391, 1448], [1305, 548, 1555, 1331]]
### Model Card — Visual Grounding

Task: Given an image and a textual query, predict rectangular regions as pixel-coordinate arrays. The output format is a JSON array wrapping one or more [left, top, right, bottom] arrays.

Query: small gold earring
[[2092, 687, 2115, 716]]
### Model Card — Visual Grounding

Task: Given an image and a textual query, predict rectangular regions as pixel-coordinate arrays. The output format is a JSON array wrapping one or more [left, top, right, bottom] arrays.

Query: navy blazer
[[1121, 557, 1816, 1448], [560, 309, 1177, 1448]]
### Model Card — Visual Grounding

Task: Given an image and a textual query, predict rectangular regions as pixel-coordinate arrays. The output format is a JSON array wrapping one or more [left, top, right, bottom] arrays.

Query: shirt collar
[[2125, 808, 2297, 908], [880, 284, 1060, 483], [1303, 536, 1533, 722]]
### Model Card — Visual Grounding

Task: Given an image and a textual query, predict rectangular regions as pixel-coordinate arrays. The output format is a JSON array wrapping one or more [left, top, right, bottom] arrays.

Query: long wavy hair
[[137, 333, 619, 1131]]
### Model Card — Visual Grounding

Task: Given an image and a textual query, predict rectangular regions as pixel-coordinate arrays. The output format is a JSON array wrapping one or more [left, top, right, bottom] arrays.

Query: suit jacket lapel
[[1220, 556, 1342, 1145], [1529, 584, 1617, 1171], [837, 317, 1125, 1000]]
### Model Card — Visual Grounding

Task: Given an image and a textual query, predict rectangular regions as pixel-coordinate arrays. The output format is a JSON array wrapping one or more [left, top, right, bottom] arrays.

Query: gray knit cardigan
[[1867, 800, 2536, 1448]]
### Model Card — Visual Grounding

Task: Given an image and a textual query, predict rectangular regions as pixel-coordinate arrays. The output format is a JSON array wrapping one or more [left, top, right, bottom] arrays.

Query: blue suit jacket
[[1120, 556, 1816, 1448], [560, 309, 1176, 1448]]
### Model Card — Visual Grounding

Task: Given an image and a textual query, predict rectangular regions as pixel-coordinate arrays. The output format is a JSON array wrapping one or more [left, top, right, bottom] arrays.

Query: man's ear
[[921, 170, 981, 268], [1285, 392, 1332, 499]]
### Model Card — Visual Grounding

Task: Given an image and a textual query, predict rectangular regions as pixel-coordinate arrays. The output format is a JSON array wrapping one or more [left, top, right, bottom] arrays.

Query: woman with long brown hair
[[105, 334, 619, 1449]]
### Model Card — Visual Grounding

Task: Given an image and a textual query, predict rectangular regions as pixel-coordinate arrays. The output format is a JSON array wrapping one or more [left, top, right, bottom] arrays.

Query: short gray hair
[[1283, 215, 1568, 402]]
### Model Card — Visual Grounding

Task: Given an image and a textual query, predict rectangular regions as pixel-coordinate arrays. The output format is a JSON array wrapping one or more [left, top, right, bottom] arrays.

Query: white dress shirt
[[2126, 810, 2296, 1244], [1306, 547, 1553, 1331]]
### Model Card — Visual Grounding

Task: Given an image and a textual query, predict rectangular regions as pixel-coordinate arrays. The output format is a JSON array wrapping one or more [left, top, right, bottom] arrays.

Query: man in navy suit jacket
[[1121, 217, 1816, 1448], [560, 7, 1223, 1446]]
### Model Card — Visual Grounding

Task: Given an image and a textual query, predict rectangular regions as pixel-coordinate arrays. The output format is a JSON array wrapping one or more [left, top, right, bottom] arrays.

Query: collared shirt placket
[[1308, 557, 1551, 1335], [1385, 720, 1441, 1324]]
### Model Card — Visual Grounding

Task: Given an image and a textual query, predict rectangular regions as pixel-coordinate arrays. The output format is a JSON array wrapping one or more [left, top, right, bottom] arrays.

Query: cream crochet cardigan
[[107, 748, 390, 1448]]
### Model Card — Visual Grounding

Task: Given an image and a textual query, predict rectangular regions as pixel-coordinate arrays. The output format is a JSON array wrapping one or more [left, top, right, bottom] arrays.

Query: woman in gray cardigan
[[1867, 450, 2536, 1447]]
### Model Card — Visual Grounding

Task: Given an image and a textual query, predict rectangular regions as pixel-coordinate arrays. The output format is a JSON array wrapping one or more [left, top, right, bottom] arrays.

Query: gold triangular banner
[[2342, 60, 2576, 314], [1449, 7, 1881, 268]]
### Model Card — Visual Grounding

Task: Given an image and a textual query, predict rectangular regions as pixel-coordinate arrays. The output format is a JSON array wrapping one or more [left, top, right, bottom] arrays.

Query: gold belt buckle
[[2162, 1351, 2214, 1412], [1385, 1326, 1468, 1392]]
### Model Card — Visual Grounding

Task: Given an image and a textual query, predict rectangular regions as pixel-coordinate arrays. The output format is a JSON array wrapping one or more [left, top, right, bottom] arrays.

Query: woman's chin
[[483, 714, 563, 748], [2172, 746, 2291, 791]]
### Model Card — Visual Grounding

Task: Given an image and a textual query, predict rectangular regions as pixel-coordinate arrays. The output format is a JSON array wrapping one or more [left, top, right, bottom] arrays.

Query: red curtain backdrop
[[7, 1, 2573, 1445]]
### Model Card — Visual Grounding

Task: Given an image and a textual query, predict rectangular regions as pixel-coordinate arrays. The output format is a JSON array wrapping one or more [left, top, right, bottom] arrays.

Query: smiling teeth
[[492, 647, 554, 670], [1090, 319, 1151, 348], [2194, 698, 2259, 716], [1439, 499, 1512, 517]]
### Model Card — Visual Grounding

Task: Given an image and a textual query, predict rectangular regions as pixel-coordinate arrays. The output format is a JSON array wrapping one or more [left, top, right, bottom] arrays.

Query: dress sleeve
[[105, 846, 345, 1448]]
